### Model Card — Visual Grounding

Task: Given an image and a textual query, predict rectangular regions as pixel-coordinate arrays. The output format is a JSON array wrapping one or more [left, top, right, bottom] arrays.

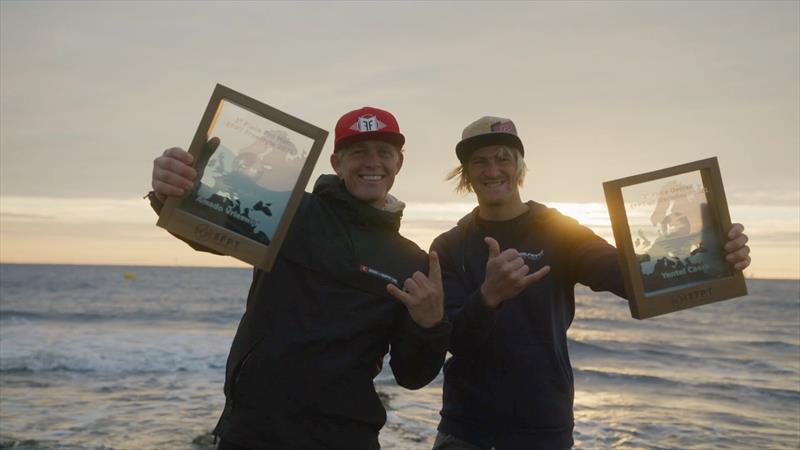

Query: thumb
[[206, 136, 221, 154], [484, 236, 500, 258]]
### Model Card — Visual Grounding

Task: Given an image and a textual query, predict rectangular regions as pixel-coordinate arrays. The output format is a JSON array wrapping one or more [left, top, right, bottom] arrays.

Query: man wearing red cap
[[430, 116, 752, 450], [149, 107, 450, 450]]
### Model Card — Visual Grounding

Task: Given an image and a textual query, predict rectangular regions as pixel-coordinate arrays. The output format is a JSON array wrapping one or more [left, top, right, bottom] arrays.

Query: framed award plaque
[[157, 84, 328, 271], [603, 157, 747, 319]]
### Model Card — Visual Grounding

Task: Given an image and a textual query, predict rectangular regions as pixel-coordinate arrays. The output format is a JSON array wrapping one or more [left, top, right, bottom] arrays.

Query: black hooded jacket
[[432, 201, 626, 450], [153, 175, 450, 449]]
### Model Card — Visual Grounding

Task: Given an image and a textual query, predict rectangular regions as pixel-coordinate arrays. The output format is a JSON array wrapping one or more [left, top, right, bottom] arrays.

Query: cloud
[[1, 196, 154, 225], [729, 190, 800, 207], [0, 212, 55, 220]]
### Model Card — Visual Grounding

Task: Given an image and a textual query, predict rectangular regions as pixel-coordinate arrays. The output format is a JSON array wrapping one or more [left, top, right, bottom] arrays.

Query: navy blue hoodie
[[432, 201, 626, 450]]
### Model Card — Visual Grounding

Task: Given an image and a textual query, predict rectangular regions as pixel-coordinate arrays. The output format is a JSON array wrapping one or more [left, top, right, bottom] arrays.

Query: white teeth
[[361, 175, 383, 181]]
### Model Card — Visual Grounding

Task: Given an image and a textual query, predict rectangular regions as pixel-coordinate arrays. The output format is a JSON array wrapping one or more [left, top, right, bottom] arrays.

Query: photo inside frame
[[621, 171, 732, 296], [179, 99, 315, 245]]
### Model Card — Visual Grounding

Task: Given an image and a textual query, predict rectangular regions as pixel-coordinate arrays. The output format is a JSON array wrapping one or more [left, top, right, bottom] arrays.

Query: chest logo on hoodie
[[519, 250, 544, 262], [359, 264, 400, 286]]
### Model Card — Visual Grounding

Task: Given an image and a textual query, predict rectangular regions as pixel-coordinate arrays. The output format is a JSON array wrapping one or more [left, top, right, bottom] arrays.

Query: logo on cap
[[351, 114, 387, 133], [491, 120, 517, 135]]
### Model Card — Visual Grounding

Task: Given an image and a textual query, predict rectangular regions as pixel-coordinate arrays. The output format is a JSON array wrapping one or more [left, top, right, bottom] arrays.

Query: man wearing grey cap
[[430, 116, 752, 449]]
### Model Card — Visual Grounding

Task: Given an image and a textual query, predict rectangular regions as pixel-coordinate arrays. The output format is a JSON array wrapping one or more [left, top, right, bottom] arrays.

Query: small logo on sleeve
[[359, 264, 400, 286]]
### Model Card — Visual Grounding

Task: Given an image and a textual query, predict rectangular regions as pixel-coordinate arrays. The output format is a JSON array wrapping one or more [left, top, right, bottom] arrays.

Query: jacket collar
[[313, 174, 403, 231], [457, 200, 549, 229]]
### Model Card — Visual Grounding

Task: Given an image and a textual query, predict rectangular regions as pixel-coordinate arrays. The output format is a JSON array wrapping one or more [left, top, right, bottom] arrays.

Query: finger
[[511, 263, 531, 279], [163, 147, 194, 165], [156, 155, 198, 181], [496, 248, 520, 264], [724, 233, 749, 252], [485, 236, 500, 258], [728, 223, 744, 239], [726, 245, 750, 263], [494, 255, 523, 278], [152, 179, 187, 197], [386, 283, 413, 304], [154, 165, 195, 189], [412, 271, 429, 288], [207, 137, 221, 154], [428, 251, 442, 284], [519, 265, 551, 289], [402, 277, 422, 298], [154, 166, 195, 191], [506, 256, 525, 272], [734, 255, 751, 271]]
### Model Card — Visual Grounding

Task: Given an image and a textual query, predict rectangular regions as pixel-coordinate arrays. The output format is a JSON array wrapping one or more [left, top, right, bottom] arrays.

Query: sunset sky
[[1, 1, 798, 279]]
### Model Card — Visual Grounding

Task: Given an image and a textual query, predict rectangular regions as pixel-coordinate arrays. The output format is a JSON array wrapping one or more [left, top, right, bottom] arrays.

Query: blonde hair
[[446, 145, 527, 193]]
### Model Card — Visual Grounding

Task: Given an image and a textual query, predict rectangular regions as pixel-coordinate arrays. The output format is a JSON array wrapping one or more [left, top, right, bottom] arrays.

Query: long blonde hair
[[446, 145, 527, 193]]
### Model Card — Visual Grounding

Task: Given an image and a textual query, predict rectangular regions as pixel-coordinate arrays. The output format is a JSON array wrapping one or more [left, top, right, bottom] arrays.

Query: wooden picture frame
[[157, 84, 328, 271], [603, 157, 747, 319]]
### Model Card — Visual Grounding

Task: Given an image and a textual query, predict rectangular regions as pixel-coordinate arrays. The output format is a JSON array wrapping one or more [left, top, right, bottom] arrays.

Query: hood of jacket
[[313, 174, 405, 231]]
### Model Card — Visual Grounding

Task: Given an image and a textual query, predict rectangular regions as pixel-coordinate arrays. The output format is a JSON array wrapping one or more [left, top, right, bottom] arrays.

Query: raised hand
[[480, 236, 550, 309], [387, 252, 444, 329]]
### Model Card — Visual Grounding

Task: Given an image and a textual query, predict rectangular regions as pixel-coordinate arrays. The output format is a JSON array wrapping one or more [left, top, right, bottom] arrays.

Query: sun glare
[[0, 197, 795, 278]]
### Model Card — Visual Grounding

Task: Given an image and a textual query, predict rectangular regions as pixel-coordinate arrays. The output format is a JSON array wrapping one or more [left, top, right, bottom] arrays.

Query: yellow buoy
[[123, 272, 136, 281]]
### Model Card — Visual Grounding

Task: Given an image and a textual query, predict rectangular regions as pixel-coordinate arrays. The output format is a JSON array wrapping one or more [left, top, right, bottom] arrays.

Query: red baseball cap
[[333, 106, 405, 152]]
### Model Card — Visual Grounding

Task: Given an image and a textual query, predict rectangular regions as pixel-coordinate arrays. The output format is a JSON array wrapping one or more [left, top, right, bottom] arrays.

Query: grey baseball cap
[[455, 116, 524, 163]]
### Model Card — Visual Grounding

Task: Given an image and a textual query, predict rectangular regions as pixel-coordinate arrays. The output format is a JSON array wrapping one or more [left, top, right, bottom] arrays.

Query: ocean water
[[0, 264, 797, 450]]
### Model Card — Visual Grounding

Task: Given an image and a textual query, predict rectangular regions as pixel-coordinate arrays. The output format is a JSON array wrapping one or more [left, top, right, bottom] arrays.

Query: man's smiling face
[[331, 140, 403, 208], [466, 145, 522, 208]]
